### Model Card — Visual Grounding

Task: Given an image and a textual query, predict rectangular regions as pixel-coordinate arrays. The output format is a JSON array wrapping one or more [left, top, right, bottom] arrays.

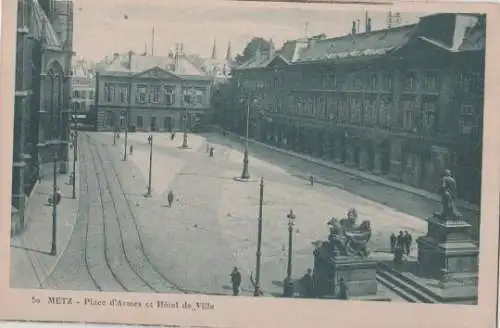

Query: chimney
[[352, 21, 356, 35], [366, 18, 372, 33]]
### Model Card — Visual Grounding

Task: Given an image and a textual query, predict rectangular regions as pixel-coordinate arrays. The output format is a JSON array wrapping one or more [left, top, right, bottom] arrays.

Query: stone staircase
[[376, 262, 477, 304]]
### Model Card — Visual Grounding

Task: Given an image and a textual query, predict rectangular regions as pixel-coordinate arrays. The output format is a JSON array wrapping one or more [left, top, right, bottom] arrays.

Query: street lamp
[[239, 97, 257, 181], [71, 109, 78, 199], [254, 178, 264, 296], [123, 110, 129, 161], [181, 88, 194, 149], [50, 153, 58, 256], [146, 134, 153, 197], [283, 209, 296, 297]]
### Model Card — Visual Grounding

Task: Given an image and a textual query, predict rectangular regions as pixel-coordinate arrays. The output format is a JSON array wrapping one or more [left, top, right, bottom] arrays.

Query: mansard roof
[[296, 24, 416, 63], [100, 53, 210, 81], [235, 13, 485, 71]]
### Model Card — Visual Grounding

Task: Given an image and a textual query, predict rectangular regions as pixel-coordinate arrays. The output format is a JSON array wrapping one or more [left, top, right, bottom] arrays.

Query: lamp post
[[283, 209, 296, 297], [239, 97, 256, 180], [50, 153, 58, 256], [146, 134, 153, 197], [123, 110, 129, 161], [181, 88, 194, 149], [71, 109, 78, 199], [254, 178, 264, 296]]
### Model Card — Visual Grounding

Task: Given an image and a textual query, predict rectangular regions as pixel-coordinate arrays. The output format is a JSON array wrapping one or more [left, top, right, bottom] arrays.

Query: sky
[[72, 0, 427, 62]]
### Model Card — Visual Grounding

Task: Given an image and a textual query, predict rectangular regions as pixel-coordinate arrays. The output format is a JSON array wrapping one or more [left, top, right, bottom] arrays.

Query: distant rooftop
[[235, 12, 485, 71]]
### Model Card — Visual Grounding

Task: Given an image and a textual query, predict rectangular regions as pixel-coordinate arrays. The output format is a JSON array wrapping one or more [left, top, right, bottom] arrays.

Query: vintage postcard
[[0, 0, 499, 327]]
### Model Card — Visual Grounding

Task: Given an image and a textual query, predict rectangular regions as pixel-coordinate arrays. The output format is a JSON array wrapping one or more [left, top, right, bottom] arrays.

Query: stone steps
[[376, 263, 442, 303]]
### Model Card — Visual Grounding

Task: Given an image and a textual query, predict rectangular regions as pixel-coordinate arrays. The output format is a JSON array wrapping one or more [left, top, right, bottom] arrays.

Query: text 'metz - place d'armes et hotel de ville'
[[1, 0, 499, 327]]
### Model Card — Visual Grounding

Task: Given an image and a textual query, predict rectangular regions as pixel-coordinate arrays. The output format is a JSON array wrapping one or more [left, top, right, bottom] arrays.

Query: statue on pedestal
[[435, 169, 461, 220], [326, 208, 371, 258]]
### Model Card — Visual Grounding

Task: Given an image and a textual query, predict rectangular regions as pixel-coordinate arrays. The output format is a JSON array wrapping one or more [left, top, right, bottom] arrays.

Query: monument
[[312, 209, 386, 300], [416, 169, 479, 290]]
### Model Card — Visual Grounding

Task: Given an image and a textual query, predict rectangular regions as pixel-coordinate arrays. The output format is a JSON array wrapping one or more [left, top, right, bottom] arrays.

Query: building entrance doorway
[[164, 117, 172, 132], [151, 116, 157, 132]]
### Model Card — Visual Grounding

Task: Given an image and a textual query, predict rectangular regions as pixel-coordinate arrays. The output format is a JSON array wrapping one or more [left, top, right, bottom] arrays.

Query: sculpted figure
[[439, 169, 460, 219], [326, 214, 371, 257]]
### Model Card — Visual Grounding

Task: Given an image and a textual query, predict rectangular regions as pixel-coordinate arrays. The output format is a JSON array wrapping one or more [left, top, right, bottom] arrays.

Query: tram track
[[85, 134, 185, 294], [79, 139, 126, 292]]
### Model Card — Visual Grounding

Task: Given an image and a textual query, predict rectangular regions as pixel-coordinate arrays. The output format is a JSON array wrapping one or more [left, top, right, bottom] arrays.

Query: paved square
[[99, 132, 427, 296]]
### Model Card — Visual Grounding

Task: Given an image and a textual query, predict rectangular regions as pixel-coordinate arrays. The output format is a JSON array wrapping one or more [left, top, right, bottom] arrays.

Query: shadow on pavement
[[11, 244, 53, 256]]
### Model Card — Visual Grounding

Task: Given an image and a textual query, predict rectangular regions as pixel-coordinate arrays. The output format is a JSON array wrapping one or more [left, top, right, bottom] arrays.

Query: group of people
[[298, 268, 348, 300], [390, 230, 413, 264]]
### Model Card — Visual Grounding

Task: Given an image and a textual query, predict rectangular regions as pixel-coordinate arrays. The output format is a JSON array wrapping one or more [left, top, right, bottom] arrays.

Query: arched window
[[75, 102, 80, 111]]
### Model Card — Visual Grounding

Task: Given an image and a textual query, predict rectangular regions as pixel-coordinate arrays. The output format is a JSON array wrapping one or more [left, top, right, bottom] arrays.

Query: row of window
[[239, 70, 442, 93], [252, 93, 478, 135], [72, 90, 94, 99], [71, 102, 89, 111], [240, 70, 483, 96], [105, 112, 174, 131], [102, 83, 208, 106]]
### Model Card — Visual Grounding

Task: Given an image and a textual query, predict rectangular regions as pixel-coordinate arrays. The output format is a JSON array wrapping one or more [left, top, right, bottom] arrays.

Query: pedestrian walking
[[396, 230, 405, 250], [309, 175, 314, 186], [390, 233, 396, 253], [404, 231, 412, 256], [209, 147, 215, 157], [129, 145, 133, 155], [171, 132, 175, 140], [230, 267, 242, 296], [299, 268, 315, 298], [337, 277, 348, 300], [167, 190, 174, 207]]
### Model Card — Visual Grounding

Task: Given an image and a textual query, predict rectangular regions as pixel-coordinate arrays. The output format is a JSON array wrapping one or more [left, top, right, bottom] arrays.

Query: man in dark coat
[[338, 277, 348, 300], [390, 233, 396, 253], [404, 231, 412, 256], [299, 268, 314, 298], [167, 190, 174, 207], [230, 267, 242, 296]]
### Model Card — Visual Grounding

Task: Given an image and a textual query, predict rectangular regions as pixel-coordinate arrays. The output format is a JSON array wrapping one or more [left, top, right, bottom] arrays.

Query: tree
[[235, 37, 271, 65]]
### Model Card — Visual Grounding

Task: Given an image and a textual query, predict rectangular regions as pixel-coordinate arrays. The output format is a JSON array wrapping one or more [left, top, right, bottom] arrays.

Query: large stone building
[[71, 57, 95, 114], [228, 13, 485, 205], [12, 0, 74, 233], [95, 50, 213, 133]]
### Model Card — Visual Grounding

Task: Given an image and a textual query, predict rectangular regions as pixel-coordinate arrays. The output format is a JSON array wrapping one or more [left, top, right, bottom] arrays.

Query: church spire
[[225, 41, 232, 61], [268, 38, 275, 58], [211, 38, 217, 59]]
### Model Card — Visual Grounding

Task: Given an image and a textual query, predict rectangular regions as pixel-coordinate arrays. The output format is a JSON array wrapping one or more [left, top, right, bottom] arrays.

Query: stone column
[[373, 148, 382, 175], [388, 139, 403, 182], [334, 136, 345, 163], [345, 141, 356, 167], [359, 145, 368, 171]]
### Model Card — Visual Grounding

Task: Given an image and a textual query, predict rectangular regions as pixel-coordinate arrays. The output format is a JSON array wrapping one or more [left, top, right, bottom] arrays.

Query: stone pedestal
[[331, 256, 378, 297], [417, 213, 479, 286]]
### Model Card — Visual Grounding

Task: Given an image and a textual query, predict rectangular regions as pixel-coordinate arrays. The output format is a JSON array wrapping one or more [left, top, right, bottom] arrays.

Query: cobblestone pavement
[[201, 132, 479, 235], [10, 150, 82, 290], [45, 134, 182, 293], [94, 132, 428, 296]]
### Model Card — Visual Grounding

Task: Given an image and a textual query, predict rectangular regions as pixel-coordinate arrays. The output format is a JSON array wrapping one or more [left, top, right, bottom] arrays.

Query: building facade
[[96, 51, 212, 133], [71, 57, 95, 114], [229, 13, 485, 205], [12, 0, 74, 232]]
